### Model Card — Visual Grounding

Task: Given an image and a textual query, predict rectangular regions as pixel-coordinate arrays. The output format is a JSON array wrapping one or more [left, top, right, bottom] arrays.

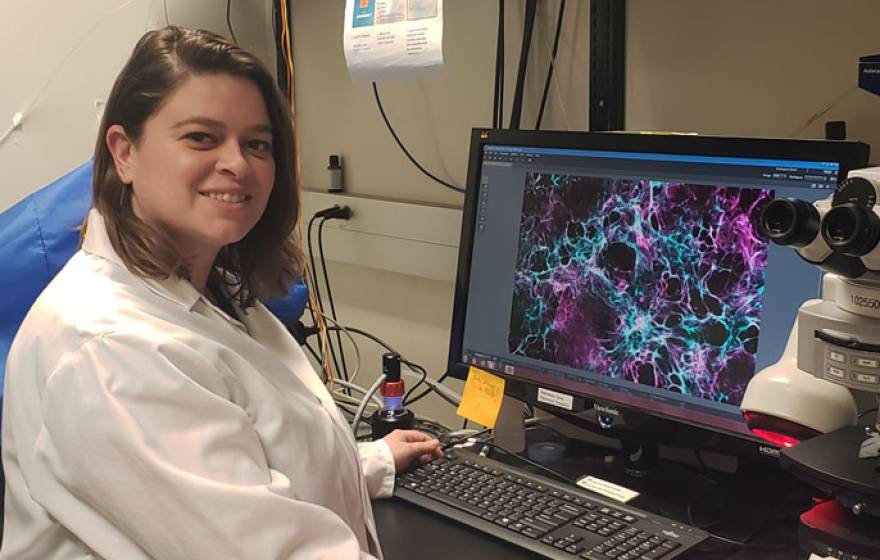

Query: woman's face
[[114, 73, 276, 262]]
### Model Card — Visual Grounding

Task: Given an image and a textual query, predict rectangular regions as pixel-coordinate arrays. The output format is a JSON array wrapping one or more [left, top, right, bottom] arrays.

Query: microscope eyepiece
[[759, 198, 820, 247], [821, 203, 880, 256]]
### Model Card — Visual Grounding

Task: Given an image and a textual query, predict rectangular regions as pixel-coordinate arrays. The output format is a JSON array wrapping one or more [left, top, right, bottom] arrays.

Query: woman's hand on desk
[[384, 430, 444, 473]]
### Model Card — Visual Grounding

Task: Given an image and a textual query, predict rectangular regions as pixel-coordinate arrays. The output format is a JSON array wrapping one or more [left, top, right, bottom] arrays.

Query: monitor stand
[[493, 394, 527, 453], [620, 439, 659, 477]]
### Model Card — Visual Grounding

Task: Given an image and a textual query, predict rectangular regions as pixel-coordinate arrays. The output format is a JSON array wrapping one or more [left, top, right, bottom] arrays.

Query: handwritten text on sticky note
[[456, 366, 505, 428]]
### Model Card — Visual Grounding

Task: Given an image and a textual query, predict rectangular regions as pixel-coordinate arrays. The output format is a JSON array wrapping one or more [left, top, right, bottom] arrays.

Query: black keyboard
[[394, 450, 707, 560]]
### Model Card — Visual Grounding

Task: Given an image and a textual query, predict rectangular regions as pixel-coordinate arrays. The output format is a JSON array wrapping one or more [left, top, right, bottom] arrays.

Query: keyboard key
[[536, 513, 561, 528], [641, 546, 674, 560], [426, 491, 485, 517], [521, 516, 555, 534], [560, 503, 584, 516]]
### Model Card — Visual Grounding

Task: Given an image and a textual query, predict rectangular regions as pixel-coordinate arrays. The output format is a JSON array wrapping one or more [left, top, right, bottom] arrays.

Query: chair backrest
[[0, 161, 93, 388]]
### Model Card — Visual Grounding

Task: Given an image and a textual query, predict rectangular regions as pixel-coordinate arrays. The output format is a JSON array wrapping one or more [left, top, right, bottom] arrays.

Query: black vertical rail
[[508, 0, 538, 130], [589, 0, 626, 131]]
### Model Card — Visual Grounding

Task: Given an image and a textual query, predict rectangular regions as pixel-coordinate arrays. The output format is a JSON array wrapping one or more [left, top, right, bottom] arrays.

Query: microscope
[[741, 168, 880, 560]]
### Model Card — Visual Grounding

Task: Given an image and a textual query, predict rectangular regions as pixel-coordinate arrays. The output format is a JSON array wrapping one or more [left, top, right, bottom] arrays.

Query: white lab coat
[[1, 209, 396, 560]]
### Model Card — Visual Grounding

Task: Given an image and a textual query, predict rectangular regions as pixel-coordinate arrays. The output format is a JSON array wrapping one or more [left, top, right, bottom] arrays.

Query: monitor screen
[[448, 130, 870, 443]]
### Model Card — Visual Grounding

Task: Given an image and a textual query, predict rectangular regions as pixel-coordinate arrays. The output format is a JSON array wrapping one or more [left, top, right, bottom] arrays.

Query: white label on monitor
[[576, 476, 640, 503], [537, 388, 574, 410]]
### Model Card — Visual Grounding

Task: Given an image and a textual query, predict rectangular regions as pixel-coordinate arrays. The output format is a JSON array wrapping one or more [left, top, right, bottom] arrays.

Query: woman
[[1, 26, 440, 559]]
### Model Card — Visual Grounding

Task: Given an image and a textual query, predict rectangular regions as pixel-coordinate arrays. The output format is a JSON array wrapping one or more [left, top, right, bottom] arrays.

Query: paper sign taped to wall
[[343, 0, 444, 81], [456, 366, 505, 428]]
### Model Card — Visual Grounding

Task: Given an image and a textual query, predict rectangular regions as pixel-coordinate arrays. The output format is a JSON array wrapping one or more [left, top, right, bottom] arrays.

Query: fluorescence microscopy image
[[508, 173, 772, 405]]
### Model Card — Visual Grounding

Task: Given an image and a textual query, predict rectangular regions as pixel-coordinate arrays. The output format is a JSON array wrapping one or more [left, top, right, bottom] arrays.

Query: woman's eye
[[184, 132, 214, 145], [248, 139, 273, 154]]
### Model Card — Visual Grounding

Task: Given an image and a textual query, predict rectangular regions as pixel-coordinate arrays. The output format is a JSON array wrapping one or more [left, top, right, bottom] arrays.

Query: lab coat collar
[[82, 209, 203, 312]]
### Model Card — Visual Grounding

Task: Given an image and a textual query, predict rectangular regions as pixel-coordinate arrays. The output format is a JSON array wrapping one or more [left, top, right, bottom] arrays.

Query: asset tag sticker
[[576, 476, 640, 503], [536, 388, 574, 410]]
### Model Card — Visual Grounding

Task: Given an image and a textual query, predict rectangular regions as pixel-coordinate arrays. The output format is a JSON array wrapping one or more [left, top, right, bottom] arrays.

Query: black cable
[[858, 407, 879, 419], [508, 0, 537, 129], [493, 0, 505, 128], [402, 362, 429, 405], [535, 0, 565, 130], [327, 325, 398, 355], [691, 449, 721, 489], [304, 216, 322, 328], [226, 0, 238, 44], [481, 441, 577, 485], [318, 217, 350, 382], [306, 215, 342, 379], [524, 422, 572, 442], [371, 82, 465, 194], [442, 427, 492, 447], [405, 371, 449, 406], [684, 474, 795, 553], [705, 533, 787, 552], [303, 340, 321, 363], [321, 324, 457, 407]]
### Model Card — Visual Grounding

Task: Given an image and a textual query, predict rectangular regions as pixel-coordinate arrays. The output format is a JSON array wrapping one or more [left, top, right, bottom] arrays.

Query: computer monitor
[[447, 129, 870, 456]]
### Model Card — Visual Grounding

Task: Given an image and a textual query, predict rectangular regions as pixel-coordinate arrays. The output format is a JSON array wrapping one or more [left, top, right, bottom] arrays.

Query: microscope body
[[798, 274, 880, 396], [741, 168, 880, 441]]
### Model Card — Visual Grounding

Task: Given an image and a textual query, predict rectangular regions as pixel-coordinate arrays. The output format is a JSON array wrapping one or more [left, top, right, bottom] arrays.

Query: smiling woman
[[106, 73, 278, 293], [90, 26, 301, 307], [0, 26, 442, 560]]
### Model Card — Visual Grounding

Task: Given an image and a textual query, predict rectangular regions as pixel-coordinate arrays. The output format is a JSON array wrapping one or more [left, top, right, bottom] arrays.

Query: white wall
[[0, 0, 276, 211], [627, 0, 880, 147]]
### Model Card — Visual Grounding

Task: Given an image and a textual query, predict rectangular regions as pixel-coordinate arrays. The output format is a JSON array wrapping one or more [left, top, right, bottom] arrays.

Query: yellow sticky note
[[456, 366, 506, 428]]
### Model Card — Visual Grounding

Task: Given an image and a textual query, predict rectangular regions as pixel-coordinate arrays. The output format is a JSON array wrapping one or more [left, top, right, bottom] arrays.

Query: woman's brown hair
[[90, 26, 303, 308]]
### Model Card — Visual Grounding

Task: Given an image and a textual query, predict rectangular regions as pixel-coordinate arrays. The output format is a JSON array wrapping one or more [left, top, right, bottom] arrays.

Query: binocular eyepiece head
[[760, 198, 820, 248], [758, 197, 880, 257]]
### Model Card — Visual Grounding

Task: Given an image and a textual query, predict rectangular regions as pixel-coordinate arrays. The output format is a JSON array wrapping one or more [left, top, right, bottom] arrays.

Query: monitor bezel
[[447, 128, 871, 450]]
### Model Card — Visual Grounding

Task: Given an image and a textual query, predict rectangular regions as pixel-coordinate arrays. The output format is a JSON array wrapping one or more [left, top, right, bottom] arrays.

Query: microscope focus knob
[[822, 202, 880, 256]]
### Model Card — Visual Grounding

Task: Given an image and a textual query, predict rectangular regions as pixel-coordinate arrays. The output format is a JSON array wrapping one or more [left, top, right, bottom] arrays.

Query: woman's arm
[[358, 431, 443, 499]]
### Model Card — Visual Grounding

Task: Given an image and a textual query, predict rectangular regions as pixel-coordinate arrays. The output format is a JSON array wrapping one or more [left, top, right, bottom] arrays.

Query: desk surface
[[373, 496, 805, 560], [373, 444, 809, 560], [374, 498, 538, 559], [373, 425, 814, 559]]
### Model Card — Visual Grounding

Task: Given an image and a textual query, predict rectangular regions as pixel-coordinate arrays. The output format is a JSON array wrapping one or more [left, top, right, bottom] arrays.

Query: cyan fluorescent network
[[508, 173, 772, 406]]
